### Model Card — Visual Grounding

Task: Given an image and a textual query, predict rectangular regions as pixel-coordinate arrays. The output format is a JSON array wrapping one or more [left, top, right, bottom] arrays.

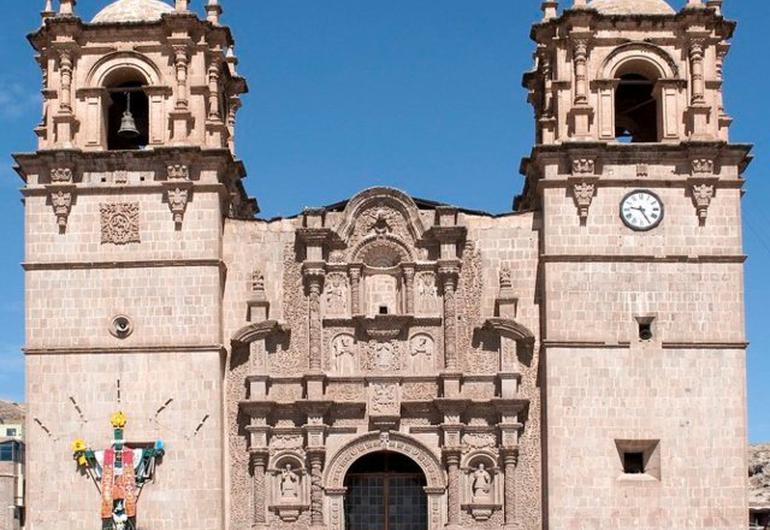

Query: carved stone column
[[307, 448, 325, 528], [173, 45, 190, 110], [250, 449, 269, 529], [439, 264, 460, 372], [689, 40, 706, 105], [207, 53, 223, 121], [349, 265, 362, 315], [443, 449, 462, 529], [58, 50, 73, 113], [501, 448, 519, 529], [304, 266, 325, 372], [403, 265, 415, 314], [572, 38, 589, 105]]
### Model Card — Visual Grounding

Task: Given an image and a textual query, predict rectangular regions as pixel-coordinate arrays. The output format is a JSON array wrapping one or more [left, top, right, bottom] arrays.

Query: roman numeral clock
[[620, 190, 664, 231]]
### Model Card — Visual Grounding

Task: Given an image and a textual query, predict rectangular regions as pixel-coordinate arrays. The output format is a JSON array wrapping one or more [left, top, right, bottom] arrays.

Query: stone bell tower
[[520, 0, 751, 528], [14, 1, 251, 529]]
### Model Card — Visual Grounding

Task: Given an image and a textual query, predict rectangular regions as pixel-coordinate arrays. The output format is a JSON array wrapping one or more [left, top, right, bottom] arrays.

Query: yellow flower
[[71, 439, 87, 453], [77, 454, 88, 467], [110, 411, 127, 428]]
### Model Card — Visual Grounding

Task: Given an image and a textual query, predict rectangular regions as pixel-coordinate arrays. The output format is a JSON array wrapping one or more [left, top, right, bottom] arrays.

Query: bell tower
[[521, 0, 752, 528], [14, 1, 251, 529]]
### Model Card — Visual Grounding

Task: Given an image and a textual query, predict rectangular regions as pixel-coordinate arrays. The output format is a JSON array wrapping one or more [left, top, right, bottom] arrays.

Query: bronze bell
[[118, 92, 140, 138]]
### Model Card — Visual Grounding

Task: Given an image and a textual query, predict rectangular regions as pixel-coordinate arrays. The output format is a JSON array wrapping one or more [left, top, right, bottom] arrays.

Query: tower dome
[[92, 0, 174, 24], [588, 0, 675, 15]]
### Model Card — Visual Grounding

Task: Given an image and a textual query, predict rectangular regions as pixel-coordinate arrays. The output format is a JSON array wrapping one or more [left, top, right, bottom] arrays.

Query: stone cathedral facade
[[14, 0, 752, 529]]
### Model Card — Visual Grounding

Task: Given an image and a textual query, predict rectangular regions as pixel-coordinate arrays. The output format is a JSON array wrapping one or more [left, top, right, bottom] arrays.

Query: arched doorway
[[344, 451, 427, 530]]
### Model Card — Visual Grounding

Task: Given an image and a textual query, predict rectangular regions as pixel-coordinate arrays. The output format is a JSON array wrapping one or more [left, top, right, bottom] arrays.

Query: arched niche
[[336, 187, 426, 245], [81, 52, 166, 149], [596, 43, 682, 142], [325, 431, 445, 530]]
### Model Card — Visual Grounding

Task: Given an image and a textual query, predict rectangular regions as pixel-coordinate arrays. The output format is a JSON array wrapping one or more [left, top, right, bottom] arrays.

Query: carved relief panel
[[324, 272, 349, 317], [415, 272, 441, 315], [407, 333, 435, 374]]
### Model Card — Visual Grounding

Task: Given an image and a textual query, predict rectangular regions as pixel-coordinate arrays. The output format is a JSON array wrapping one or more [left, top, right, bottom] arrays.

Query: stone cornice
[[24, 344, 225, 355], [540, 254, 746, 264], [23, 258, 226, 271]]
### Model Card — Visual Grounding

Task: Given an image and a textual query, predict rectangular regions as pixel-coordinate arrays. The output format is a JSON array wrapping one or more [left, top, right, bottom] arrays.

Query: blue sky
[[0, 1, 767, 441]]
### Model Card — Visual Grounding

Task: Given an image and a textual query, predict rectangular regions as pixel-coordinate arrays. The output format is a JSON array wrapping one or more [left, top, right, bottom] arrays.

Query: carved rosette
[[690, 182, 715, 225], [100, 203, 140, 245]]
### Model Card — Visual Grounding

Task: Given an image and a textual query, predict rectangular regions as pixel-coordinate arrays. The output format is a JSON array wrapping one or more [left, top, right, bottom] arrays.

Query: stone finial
[[572, 0, 587, 7], [42, 0, 55, 20], [176, 0, 190, 12], [541, 1, 558, 20], [226, 46, 239, 76], [685, 0, 704, 7], [206, 0, 222, 24], [59, 0, 76, 16]]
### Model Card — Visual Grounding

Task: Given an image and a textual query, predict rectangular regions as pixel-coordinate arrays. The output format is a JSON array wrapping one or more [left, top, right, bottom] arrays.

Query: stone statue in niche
[[280, 464, 300, 499], [472, 463, 492, 500], [416, 273, 440, 314], [408, 334, 434, 373], [325, 273, 348, 316], [332, 334, 357, 375]]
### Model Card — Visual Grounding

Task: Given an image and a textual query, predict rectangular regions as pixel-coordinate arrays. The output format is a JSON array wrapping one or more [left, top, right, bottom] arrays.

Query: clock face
[[620, 190, 664, 231]]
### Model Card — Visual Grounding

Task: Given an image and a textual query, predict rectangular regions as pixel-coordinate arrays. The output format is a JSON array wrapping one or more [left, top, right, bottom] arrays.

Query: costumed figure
[[72, 412, 166, 530]]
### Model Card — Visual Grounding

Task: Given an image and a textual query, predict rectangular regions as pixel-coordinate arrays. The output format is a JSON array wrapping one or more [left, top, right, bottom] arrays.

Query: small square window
[[615, 439, 661, 480], [6, 428, 17, 437], [379, 305, 389, 315]]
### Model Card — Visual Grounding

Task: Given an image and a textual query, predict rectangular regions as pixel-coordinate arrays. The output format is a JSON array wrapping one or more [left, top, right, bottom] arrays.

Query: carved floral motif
[[362, 340, 401, 372], [572, 181, 596, 222], [50, 190, 72, 230], [690, 183, 715, 224], [369, 383, 399, 415], [100, 203, 140, 245], [166, 187, 190, 226]]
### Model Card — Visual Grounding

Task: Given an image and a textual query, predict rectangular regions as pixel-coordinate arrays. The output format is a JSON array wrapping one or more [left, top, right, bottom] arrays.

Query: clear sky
[[0, 1, 767, 441]]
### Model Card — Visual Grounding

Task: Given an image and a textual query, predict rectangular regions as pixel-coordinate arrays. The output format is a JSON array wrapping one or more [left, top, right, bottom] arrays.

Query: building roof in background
[[0, 400, 25, 424]]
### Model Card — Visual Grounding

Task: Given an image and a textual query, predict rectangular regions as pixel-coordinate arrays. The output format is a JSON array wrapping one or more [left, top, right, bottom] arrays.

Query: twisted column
[[349, 266, 362, 315], [403, 266, 415, 314], [444, 449, 462, 527], [250, 450, 269, 527], [307, 449, 325, 527], [305, 268, 325, 371]]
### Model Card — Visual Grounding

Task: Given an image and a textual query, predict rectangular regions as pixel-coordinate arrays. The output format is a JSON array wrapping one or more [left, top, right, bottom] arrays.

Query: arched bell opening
[[105, 70, 150, 150], [343, 451, 428, 530], [613, 59, 663, 143], [614, 73, 658, 143]]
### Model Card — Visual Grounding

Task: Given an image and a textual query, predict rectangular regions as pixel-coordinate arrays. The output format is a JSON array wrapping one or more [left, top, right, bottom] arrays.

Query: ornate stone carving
[[691, 158, 715, 176], [401, 382, 438, 401], [463, 432, 497, 451], [636, 164, 649, 177], [499, 266, 512, 290], [279, 464, 300, 499], [50, 167, 73, 183], [416, 272, 440, 314], [166, 186, 190, 226], [308, 453, 324, 526], [363, 340, 401, 372], [276, 244, 307, 375], [100, 203, 140, 245], [369, 382, 399, 415], [50, 190, 72, 231], [690, 183, 715, 224], [408, 334, 435, 373], [571, 158, 595, 175], [271, 434, 304, 451], [251, 269, 265, 293], [324, 273, 348, 316], [331, 334, 357, 375], [167, 164, 189, 181], [326, 383, 365, 401], [571, 181, 596, 222]]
